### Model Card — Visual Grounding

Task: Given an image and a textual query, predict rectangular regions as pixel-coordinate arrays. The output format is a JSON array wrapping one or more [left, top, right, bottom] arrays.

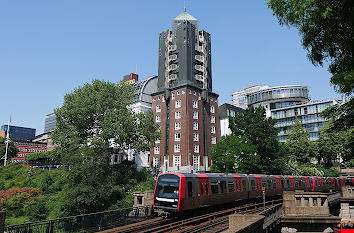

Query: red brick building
[[12, 141, 47, 164], [151, 10, 219, 173]]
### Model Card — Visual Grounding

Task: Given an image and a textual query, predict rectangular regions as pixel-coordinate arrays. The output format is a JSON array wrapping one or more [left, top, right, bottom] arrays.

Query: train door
[[289, 176, 295, 190], [197, 174, 209, 208], [310, 177, 316, 191]]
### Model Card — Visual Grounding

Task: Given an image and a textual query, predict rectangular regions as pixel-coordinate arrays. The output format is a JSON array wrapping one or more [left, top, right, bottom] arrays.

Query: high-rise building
[[44, 113, 56, 133], [0, 125, 36, 141], [231, 85, 342, 141], [151, 9, 219, 173]]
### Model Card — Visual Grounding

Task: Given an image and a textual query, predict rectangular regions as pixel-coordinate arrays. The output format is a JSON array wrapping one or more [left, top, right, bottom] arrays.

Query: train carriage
[[153, 173, 349, 216]]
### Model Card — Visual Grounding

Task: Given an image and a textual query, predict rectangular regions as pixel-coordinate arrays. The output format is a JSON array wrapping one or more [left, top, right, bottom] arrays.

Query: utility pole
[[4, 114, 11, 166]]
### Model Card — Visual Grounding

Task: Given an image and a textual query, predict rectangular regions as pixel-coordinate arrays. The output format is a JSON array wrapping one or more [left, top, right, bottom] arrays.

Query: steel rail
[[137, 199, 282, 233]]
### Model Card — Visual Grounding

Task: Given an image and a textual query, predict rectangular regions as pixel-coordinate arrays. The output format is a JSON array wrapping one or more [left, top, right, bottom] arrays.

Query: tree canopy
[[0, 137, 19, 165], [267, 0, 354, 95]]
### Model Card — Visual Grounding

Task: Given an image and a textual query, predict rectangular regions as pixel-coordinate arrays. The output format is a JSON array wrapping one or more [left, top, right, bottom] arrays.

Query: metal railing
[[7, 205, 154, 233]]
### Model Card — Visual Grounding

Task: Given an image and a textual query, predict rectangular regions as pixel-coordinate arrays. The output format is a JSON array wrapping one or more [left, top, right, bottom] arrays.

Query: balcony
[[195, 45, 204, 53], [168, 64, 178, 71], [194, 64, 204, 72], [168, 54, 177, 62], [168, 74, 177, 81], [195, 74, 204, 82], [168, 45, 177, 51], [195, 55, 204, 62]]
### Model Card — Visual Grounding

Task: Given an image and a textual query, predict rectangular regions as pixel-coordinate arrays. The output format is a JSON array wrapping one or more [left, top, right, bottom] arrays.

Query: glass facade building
[[231, 85, 342, 142], [0, 125, 36, 141], [44, 113, 56, 133]]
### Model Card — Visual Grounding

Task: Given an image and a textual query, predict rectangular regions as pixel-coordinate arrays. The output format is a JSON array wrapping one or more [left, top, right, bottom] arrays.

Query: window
[[177, 91, 180, 95], [175, 122, 181, 130], [171, 93, 175, 99], [175, 111, 181, 119], [220, 181, 226, 193], [158, 96, 160, 100], [174, 144, 180, 152], [211, 126, 216, 134], [154, 147, 160, 154], [175, 133, 181, 141], [194, 144, 199, 153], [193, 133, 199, 141], [189, 90, 192, 94], [228, 182, 234, 192], [188, 181, 193, 197], [173, 155, 180, 167], [193, 155, 200, 170], [211, 116, 215, 123], [193, 111, 198, 119], [182, 90, 185, 94], [211, 136, 216, 144], [156, 105, 161, 112], [210, 106, 215, 113], [192, 100, 198, 108], [242, 180, 247, 191], [211, 183, 219, 194], [155, 138, 160, 144], [193, 122, 198, 130], [153, 157, 160, 167], [175, 100, 181, 108], [156, 115, 161, 122]]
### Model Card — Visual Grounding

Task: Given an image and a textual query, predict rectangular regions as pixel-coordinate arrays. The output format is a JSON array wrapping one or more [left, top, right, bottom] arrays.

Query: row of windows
[[155, 133, 216, 144], [247, 87, 309, 104], [172, 155, 201, 169], [272, 102, 334, 119], [19, 148, 47, 153], [156, 111, 216, 123], [14, 142, 47, 148]]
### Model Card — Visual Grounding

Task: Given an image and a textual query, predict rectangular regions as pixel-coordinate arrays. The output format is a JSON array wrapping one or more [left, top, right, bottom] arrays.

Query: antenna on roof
[[184, 0, 186, 12]]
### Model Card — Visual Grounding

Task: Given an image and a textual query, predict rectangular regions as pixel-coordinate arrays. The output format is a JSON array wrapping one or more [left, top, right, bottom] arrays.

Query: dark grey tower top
[[157, 9, 212, 92]]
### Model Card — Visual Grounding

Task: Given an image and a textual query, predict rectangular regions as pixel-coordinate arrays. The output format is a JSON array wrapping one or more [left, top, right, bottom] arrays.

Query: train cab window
[[188, 181, 193, 197], [251, 180, 256, 191], [220, 181, 226, 193], [242, 180, 247, 191], [228, 182, 234, 192], [211, 183, 219, 194]]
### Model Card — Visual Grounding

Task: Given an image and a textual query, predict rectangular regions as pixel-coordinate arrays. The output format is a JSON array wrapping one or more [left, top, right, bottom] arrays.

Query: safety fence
[[7, 205, 154, 233]]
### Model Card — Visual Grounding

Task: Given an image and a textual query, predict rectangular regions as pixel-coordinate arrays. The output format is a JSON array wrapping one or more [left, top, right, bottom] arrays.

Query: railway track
[[99, 199, 282, 233]]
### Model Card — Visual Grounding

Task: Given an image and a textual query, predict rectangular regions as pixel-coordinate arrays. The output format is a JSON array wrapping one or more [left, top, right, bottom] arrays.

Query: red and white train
[[153, 173, 353, 215]]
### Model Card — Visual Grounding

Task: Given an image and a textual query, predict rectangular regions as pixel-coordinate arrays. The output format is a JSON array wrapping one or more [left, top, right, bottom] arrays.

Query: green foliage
[[211, 135, 259, 174], [286, 118, 316, 163], [0, 137, 19, 164], [228, 106, 283, 174], [24, 149, 61, 164], [316, 120, 353, 167], [267, 0, 354, 96]]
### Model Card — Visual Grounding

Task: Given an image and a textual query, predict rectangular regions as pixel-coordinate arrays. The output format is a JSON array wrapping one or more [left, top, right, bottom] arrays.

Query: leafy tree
[[0, 136, 19, 165], [316, 120, 353, 167], [267, 0, 354, 95], [51, 79, 159, 165], [267, 0, 354, 132], [286, 118, 316, 163], [210, 135, 259, 174], [229, 106, 282, 174], [51, 79, 159, 215]]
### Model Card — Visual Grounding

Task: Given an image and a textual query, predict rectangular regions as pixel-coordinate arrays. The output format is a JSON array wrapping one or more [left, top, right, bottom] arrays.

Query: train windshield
[[155, 174, 180, 199]]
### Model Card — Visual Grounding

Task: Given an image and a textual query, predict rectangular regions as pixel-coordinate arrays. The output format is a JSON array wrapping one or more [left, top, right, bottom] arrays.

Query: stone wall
[[224, 214, 264, 233]]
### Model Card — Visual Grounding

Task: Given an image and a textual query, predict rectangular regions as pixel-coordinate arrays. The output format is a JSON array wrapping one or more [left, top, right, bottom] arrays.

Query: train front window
[[156, 174, 180, 199]]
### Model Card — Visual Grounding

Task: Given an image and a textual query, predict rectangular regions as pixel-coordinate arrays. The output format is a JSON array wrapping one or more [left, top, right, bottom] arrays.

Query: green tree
[[267, 0, 354, 132], [0, 137, 19, 165], [51, 79, 159, 165], [267, 0, 353, 95], [286, 118, 316, 163], [51, 79, 159, 215], [210, 135, 259, 174], [316, 120, 353, 167], [229, 106, 282, 174]]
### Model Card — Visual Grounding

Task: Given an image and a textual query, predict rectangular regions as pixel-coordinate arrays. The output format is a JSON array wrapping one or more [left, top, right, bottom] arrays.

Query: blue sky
[[0, 0, 342, 135]]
